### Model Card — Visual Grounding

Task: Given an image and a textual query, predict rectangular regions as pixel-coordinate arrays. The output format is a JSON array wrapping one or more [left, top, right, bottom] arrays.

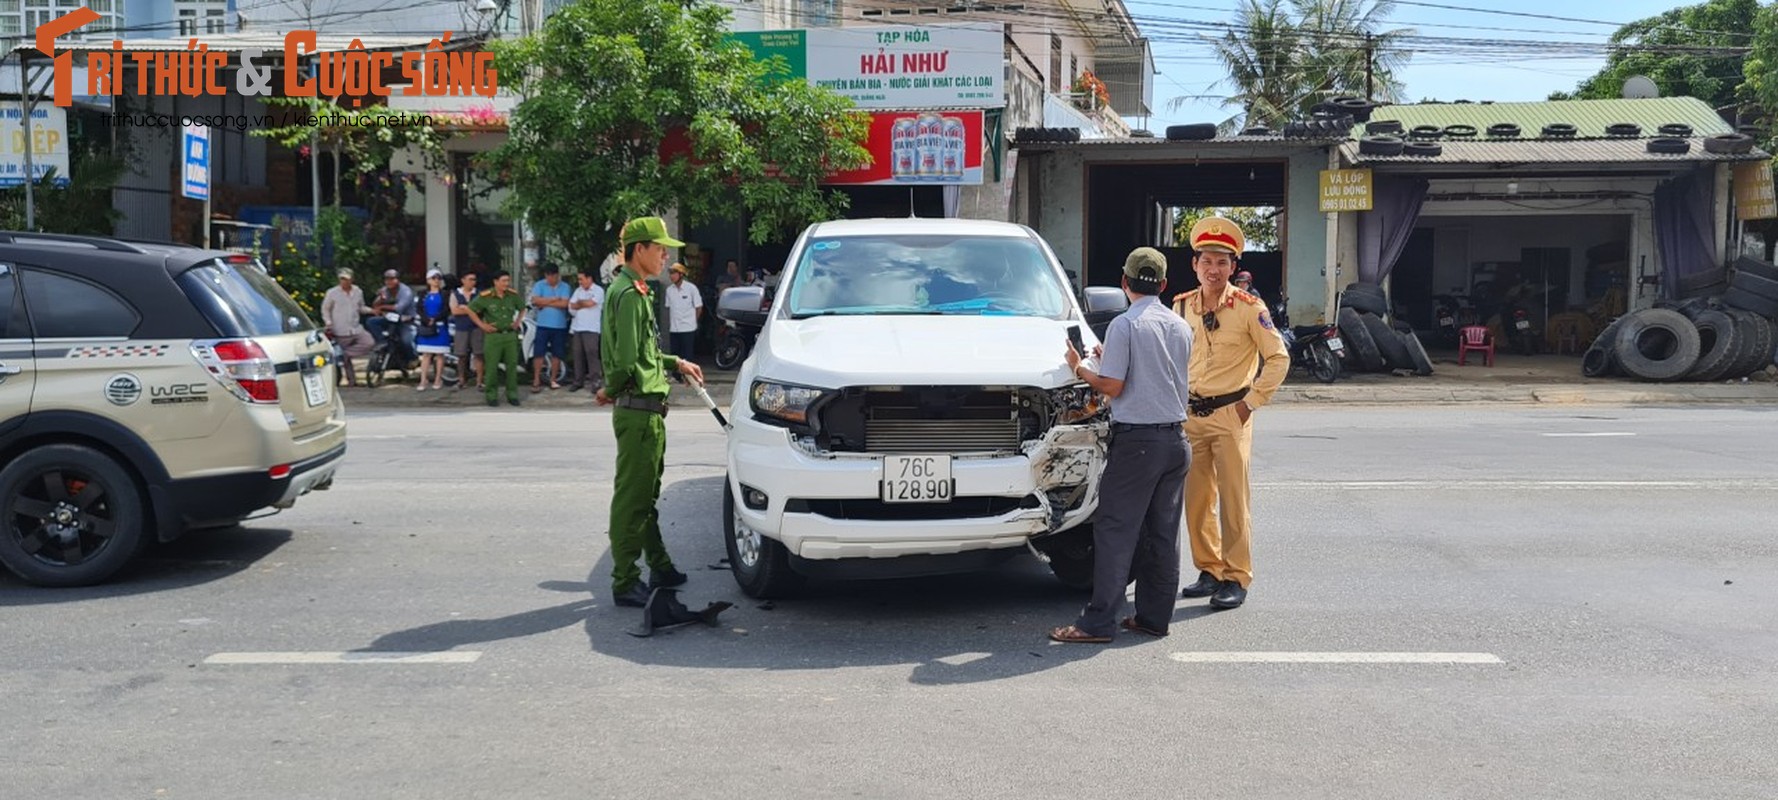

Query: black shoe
[[651, 567, 688, 588], [1210, 581, 1247, 609], [612, 584, 650, 608], [1180, 571, 1223, 599], [568, 384, 583, 392], [508, 397, 521, 407], [486, 397, 498, 407]]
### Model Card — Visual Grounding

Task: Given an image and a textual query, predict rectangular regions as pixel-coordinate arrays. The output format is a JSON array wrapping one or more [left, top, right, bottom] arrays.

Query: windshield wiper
[[790, 309, 945, 319]]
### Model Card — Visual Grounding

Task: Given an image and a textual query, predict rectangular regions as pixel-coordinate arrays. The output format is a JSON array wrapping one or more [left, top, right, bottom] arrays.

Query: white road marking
[[933, 652, 994, 666], [203, 651, 482, 664], [1252, 480, 1707, 489], [1169, 651, 1503, 664], [1541, 432, 1636, 437]]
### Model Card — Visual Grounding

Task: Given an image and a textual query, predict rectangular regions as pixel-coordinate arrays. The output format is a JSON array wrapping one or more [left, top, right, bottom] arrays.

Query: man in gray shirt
[[1050, 247, 1194, 643]]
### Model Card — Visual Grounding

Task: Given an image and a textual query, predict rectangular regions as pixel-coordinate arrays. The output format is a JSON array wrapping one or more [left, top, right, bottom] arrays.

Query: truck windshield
[[785, 235, 1071, 319]]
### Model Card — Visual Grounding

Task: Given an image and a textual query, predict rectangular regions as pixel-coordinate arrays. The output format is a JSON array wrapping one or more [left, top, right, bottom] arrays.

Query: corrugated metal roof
[[1340, 138, 1769, 165], [1352, 97, 1736, 139]]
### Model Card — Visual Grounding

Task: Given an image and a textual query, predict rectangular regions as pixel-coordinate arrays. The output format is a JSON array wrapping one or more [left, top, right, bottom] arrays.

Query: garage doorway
[[1085, 161, 1288, 306], [1393, 214, 1634, 334]]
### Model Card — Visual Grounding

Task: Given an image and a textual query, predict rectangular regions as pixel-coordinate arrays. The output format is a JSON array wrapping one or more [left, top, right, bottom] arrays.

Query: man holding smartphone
[[1048, 247, 1194, 644]]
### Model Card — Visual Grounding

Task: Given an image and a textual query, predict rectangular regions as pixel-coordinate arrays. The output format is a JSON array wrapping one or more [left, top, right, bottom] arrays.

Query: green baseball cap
[[620, 217, 685, 248], [1123, 247, 1167, 283]]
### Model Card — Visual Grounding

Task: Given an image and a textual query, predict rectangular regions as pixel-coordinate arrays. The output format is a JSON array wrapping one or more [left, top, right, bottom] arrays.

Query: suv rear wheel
[[0, 444, 148, 587]]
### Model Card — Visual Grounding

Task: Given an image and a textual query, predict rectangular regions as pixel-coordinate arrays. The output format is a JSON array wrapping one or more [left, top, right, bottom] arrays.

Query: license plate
[[1515, 320, 1531, 330], [1439, 316, 1455, 326], [1327, 336, 1345, 352], [302, 369, 328, 407], [881, 455, 953, 504]]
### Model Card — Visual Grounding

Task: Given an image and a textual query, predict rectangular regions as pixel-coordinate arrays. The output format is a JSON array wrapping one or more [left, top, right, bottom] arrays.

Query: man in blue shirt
[[1049, 247, 1194, 643], [528, 263, 573, 391]]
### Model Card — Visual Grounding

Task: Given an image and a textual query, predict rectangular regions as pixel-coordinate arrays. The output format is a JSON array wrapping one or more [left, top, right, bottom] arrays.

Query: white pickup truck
[[716, 218, 1130, 598]]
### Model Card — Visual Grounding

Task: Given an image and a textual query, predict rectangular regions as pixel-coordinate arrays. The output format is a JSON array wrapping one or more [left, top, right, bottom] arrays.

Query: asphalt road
[[4, 405, 1777, 799]]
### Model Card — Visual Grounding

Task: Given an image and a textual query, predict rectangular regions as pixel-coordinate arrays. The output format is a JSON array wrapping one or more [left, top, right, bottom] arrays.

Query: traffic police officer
[[596, 217, 705, 608], [465, 270, 529, 407], [1172, 217, 1289, 610], [1049, 247, 1193, 644]]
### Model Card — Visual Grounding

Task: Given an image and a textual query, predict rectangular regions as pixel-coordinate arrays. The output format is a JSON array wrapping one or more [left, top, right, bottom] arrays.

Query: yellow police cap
[[1189, 216, 1245, 257]]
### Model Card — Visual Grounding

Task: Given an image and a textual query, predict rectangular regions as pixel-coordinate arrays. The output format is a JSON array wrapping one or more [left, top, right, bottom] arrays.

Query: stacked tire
[[1335, 282, 1433, 376], [1582, 257, 1778, 381]]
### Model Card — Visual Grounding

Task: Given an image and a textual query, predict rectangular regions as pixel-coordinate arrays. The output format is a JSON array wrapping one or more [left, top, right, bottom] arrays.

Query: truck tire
[[1035, 526, 1094, 591], [1166, 123, 1218, 141], [1613, 308, 1700, 381], [1401, 329, 1435, 376], [1582, 317, 1627, 378], [1362, 312, 1413, 368], [1339, 289, 1388, 316], [724, 481, 803, 599], [1723, 286, 1778, 318], [1684, 309, 1741, 381], [1732, 255, 1778, 283], [1338, 307, 1385, 371]]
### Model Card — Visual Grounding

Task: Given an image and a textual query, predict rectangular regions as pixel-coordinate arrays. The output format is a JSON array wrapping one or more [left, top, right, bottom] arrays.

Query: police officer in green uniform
[[466, 270, 528, 407], [596, 217, 705, 607]]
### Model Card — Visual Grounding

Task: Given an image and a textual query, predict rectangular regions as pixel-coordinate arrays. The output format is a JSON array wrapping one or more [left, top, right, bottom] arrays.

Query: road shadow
[[0, 526, 295, 604], [354, 474, 1217, 684]]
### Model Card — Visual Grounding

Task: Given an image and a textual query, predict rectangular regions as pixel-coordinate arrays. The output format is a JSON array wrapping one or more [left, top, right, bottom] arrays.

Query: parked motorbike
[[714, 286, 770, 370], [1272, 303, 1343, 384], [1505, 306, 1539, 356], [714, 321, 759, 371]]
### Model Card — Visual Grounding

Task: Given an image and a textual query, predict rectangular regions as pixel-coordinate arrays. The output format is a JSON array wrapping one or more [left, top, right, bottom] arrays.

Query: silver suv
[[0, 233, 347, 586]]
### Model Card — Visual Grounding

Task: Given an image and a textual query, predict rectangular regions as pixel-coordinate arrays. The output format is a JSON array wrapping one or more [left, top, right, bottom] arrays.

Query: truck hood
[[753, 315, 1095, 389]]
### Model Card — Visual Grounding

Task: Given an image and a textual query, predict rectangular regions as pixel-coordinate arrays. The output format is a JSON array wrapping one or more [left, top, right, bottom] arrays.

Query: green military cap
[[1123, 247, 1167, 283], [620, 217, 685, 248]]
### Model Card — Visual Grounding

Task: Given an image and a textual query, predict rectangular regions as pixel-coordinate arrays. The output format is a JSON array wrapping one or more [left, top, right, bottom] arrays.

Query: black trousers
[[1075, 425, 1190, 637]]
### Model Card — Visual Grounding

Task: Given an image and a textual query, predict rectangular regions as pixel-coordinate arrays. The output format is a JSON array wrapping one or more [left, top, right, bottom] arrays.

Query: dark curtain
[[1356, 177, 1430, 284], [1653, 169, 1720, 299]]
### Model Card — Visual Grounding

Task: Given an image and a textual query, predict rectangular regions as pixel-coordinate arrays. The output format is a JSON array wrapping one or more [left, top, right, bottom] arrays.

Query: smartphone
[[1066, 324, 1086, 355]]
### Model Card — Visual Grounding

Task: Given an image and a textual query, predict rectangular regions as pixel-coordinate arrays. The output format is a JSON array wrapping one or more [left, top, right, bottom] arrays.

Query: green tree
[[1174, 207, 1282, 252], [1549, 0, 1758, 105], [0, 145, 128, 233], [1176, 0, 1413, 132], [484, 0, 870, 266]]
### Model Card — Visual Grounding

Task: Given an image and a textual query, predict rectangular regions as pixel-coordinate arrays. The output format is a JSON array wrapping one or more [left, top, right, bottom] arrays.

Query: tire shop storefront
[[1333, 97, 1777, 381], [1010, 132, 1340, 328]]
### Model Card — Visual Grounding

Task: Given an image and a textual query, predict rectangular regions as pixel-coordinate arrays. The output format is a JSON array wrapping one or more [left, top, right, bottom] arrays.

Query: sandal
[[1120, 617, 1168, 638], [1048, 625, 1112, 644]]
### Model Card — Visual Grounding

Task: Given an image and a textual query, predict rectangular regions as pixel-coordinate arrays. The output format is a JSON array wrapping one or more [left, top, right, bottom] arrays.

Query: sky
[[1124, 0, 1701, 130]]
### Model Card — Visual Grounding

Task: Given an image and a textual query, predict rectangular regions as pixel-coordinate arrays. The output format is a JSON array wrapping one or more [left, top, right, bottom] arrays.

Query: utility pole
[[1364, 34, 1374, 104]]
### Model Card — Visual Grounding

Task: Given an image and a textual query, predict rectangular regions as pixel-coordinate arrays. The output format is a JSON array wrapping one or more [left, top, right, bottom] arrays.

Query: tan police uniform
[[1172, 217, 1289, 595]]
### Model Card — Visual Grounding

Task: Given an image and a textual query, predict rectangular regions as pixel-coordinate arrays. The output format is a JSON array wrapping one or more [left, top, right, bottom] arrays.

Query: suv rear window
[[177, 258, 316, 336]]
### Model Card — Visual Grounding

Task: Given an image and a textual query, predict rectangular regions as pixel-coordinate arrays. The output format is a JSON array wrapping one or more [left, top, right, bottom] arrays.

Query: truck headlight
[[751, 380, 829, 425], [1049, 385, 1107, 425]]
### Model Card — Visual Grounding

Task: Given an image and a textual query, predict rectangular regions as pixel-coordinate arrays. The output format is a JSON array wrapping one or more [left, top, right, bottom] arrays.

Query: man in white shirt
[[567, 268, 605, 393], [663, 263, 703, 370], [320, 269, 374, 386]]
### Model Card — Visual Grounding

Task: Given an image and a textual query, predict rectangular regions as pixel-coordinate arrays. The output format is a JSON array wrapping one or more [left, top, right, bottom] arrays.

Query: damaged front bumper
[[726, 417, 1109, 561]]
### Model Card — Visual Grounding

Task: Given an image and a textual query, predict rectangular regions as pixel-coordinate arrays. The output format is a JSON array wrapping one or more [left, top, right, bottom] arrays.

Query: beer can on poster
[[916, 113, 943, 178], [940, 117, 965, 179], [891, 118, 917, 178]]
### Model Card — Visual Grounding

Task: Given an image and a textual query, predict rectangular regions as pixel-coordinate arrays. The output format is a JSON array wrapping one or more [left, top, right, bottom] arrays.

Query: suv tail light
[[192, 339, 280, 403]]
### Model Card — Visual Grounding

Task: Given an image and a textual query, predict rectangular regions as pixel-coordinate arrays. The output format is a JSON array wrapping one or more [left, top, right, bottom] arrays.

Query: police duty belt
[[1188, 387, 1250, 417]]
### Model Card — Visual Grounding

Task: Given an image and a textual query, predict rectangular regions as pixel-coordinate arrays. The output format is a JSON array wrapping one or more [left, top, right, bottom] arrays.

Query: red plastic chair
[[1457, 325, 1494, 366]]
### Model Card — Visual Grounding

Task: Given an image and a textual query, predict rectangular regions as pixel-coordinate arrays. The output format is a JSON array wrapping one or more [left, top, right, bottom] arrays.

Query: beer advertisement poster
[[827, 110, 986, 186]]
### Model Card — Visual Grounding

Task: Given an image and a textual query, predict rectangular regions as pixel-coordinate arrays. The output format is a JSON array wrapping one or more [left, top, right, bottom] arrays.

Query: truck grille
[[865, 416, 1021, 454], [815, 386, 1034, 454]]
